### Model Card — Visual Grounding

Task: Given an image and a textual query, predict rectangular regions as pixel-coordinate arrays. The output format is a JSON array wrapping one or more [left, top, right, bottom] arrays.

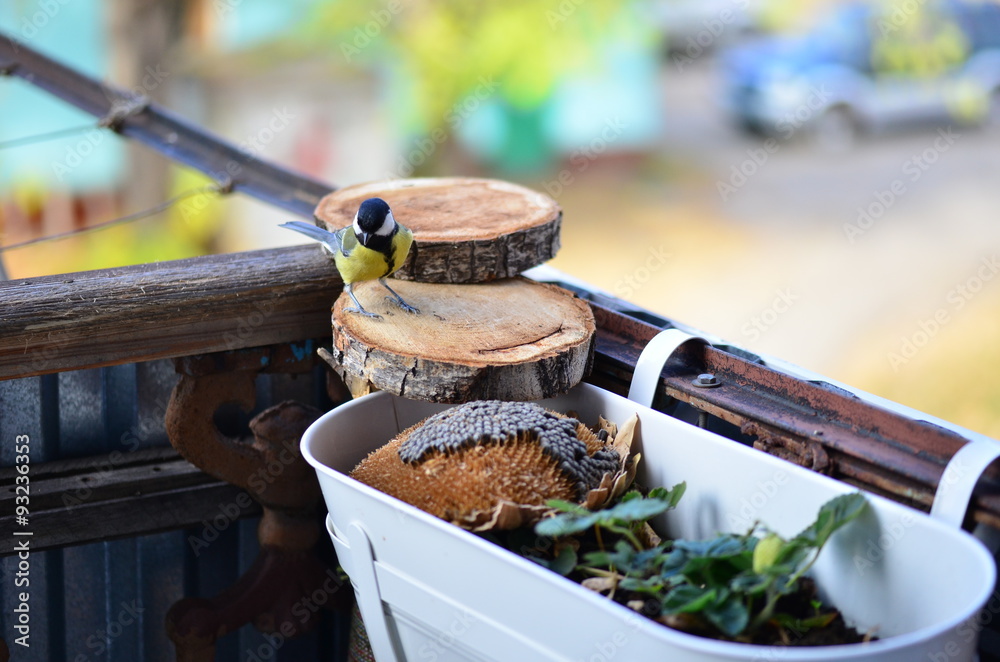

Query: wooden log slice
[[323, 278, 595, 403], [313, 177, 561, 283]]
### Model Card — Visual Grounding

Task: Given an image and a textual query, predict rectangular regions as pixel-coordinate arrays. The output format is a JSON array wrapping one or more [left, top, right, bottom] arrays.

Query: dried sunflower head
[[350, 401, 638, 531]]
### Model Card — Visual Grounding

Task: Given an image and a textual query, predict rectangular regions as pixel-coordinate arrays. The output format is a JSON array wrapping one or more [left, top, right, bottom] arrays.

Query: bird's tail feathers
[[279, 220, 342, 252]]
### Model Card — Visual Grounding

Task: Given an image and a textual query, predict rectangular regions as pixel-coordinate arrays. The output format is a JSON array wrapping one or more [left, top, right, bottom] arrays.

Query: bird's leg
[[343, 283, 382, 319], [380, 278, 420, 314]]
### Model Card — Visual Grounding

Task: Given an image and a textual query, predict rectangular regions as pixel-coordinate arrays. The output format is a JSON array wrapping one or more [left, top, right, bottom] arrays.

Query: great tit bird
[[281, 197, 419, 319]]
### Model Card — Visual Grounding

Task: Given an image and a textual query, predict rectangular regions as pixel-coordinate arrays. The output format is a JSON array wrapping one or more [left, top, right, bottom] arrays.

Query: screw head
[[692, 373, 721, 388]]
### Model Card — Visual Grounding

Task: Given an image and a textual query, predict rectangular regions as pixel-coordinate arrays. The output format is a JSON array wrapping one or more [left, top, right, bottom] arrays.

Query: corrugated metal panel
[[137, 531, 187, 662], [0, 359, 348, 661]]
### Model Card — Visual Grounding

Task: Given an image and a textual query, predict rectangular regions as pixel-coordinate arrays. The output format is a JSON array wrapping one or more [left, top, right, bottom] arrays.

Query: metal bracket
[[163, 348, 347, 660]]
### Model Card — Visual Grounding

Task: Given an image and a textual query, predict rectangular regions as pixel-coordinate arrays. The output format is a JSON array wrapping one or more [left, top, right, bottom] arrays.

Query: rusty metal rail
[[581, 305, 997, 529]]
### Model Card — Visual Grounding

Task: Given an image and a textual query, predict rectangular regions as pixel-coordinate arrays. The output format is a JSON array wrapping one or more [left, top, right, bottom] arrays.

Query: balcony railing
[[2, 27, 999, 662], [2, 242, 1000, 660]]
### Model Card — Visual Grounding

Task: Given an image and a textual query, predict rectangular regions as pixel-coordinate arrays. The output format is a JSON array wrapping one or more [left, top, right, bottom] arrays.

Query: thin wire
[[0, 184, 227, 253], [0, 124, 100, 150]]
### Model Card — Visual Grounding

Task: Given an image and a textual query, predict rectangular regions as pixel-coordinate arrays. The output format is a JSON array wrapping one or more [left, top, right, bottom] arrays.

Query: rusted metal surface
[[584, 301, 1000, 529], [164, 347, 346, 661]]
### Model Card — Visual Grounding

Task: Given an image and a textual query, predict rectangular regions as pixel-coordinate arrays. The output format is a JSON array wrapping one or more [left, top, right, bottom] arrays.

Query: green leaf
[[772, 539, 812, 569], [600, 497, 676, 524], [548, 545, 578, 576], [534, 510, 601, 537], [535, 484, 687, 539], [544, 499, 590, 515], [583, 540, 671, 577], [524, 545, 578, 576], [704, 594, 750, 637], [730, 569, 776, 595], [772, 610, 838, 633], [582, 549, 615, 568], [649, 481, 687, 509], [619, 575, 667, 596], [794, 493, 868, 549], [672, 534, 752, 559], [683, 554, 754, 588], [662, 585, 718, 614]]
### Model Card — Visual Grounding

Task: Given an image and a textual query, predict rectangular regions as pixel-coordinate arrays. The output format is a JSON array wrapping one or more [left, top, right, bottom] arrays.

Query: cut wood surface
[[325, 278, 595, 403], [314, 177, 561, 283]]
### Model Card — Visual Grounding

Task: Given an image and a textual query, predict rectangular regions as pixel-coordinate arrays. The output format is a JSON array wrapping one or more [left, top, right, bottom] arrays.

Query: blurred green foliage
[[300, 0, 650, 135]]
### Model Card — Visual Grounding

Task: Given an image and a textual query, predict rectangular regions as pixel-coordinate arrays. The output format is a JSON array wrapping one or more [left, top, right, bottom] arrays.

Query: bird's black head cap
[[355, 197, 393, 235]]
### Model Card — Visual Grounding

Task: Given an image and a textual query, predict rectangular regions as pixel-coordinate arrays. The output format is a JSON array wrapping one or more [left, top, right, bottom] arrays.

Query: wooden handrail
[[0, 244, 341, 380]]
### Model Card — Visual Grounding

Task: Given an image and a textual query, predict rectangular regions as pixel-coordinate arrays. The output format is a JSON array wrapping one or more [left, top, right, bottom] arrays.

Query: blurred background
[[1, 0, 999, 437]]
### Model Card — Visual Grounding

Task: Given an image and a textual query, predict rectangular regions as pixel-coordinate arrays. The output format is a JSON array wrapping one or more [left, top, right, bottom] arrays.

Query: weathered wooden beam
[[0, 33, 334, 218], [0, 447, 261, 554], [0, 244, 341, 380]]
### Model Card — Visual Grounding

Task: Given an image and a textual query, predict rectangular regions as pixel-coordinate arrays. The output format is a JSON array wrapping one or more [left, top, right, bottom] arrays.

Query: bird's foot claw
[[385, 296, 420, 314], [345, 306, 383, 320]]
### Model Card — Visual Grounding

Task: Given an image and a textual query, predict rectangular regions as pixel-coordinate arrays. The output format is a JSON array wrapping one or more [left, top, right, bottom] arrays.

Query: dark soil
[[492, 522, 875, 648], [616, 577, 873, 647]]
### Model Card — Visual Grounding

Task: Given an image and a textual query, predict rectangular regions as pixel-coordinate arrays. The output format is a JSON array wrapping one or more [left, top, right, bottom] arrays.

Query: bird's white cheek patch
[[375, 211, 396, 236]]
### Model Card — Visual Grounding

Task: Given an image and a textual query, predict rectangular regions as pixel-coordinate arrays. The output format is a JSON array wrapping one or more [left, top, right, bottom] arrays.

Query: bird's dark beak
[[358, 231, 371, 246]]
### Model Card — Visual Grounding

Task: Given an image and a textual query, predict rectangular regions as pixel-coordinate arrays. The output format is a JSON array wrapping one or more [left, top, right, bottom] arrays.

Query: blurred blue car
[[721, 0, 1000, 146]]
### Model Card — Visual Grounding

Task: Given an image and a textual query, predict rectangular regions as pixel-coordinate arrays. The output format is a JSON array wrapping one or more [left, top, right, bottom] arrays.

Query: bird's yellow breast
[[334, 226, 413, 284]]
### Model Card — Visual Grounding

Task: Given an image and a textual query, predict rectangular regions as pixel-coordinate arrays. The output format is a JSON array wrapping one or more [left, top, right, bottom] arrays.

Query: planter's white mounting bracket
[[931, 438, 1000, 550], [346, 521, 403, 662], [628, 329, 711, 408]]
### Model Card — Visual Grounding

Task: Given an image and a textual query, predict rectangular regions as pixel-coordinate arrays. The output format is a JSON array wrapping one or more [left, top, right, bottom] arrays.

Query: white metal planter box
[[302, 335, 996, 662]]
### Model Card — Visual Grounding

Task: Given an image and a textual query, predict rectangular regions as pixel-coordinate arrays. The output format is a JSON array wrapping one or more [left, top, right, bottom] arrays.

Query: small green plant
[[529, 487, 868, 643]]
